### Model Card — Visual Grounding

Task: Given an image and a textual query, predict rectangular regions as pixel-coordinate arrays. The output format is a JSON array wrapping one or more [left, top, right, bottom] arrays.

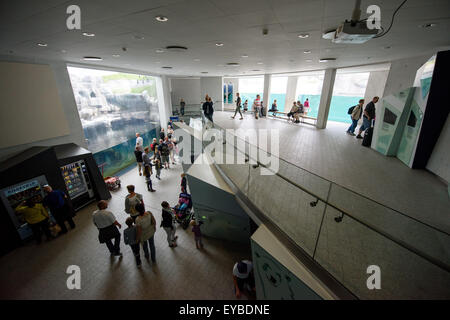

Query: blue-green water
[[240, 93, 363, 124]]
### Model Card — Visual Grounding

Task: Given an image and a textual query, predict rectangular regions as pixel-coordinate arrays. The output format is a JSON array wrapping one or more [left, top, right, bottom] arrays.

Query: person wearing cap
[[232, 259, 255, 298], [43, 185, 75, 234]]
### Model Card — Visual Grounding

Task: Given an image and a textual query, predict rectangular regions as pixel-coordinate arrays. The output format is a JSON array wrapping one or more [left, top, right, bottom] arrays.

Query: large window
[[269, 76, 287, 112], [68, 66, 160, 153], [329, 72, 369, 123], [296, 71, 324, 118], [67, 66, 160, 177], [238, 76, 264, 110]]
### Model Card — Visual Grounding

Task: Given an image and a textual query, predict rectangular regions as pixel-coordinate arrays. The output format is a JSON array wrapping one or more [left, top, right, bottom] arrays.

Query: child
[[154, 159, 162, 180], [180, 173, 187, 193], [143, 166, 155, 192], [191, 219, 203, 249], [123, 217, 141, 267]]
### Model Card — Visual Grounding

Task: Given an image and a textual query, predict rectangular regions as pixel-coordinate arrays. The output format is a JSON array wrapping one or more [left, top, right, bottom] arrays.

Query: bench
[[268, 111, 317, 126]]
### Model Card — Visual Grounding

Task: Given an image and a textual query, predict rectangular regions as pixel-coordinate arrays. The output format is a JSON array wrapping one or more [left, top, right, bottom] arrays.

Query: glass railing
[[188, 122, 450, 299]]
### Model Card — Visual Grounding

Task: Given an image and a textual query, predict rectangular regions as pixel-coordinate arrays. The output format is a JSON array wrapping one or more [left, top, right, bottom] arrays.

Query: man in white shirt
[[232, 260, 255, 298], [135, 133, 144, 152], [93, 200, 122, 256]]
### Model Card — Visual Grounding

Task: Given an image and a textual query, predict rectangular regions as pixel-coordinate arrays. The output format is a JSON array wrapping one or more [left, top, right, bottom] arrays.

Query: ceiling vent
[[165, 45, 188, 52], [226, 62, 240, 66]]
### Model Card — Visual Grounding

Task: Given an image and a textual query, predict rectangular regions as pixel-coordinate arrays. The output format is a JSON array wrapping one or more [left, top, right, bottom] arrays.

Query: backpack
[[160, 143, 169, 156], [348, 106, 356, 114]]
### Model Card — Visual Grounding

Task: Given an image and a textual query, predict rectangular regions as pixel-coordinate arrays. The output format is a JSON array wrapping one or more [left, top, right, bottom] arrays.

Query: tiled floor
[[0, 161, 251, 299], [212, 111, 450, 234]]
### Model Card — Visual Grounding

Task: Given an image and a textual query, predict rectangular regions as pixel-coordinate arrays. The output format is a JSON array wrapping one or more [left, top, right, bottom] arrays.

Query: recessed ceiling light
[[193, 58, 200, 62], [156, 48, 164, 53], [319, 58, 336, 63], [155, 16, 168, 22], [155, 61, 161, 64], [133, 35, 145, 40], [201, 71, 208, 74], [298, 33, 309, 39], [241, 54, 248, 58], [215, 43, 224, 47], [112, 54, 120, 58], [251, 69, 261, 72], [61, 49, 67, 53], [303, 50, 311, 54], [257, 62, 264, 65], [306, 59, 312, 62], [419, 23, 437, 28], [83, 56, 103, 61], [37, 43, 48, 47], [82, 32, 95, 37], [162, 66, 172, 69], [227, 62, 240, 67]]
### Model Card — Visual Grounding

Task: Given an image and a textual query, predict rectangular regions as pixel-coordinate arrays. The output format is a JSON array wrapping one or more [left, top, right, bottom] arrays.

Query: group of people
[[285, 99, 310, 123], [92, 181, 204, 267], [14, 185, 76, 244], [133, 126, 178, 192], [230, 93, 310, 122], [346, 96, 379, 139]]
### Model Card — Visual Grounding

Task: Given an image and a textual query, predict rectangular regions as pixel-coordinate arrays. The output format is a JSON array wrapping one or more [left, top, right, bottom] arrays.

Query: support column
[[284, 76, 298, 111], [262, 74, 272, 115], [316, 68, 336, 129], [156, 75, 173, 129]]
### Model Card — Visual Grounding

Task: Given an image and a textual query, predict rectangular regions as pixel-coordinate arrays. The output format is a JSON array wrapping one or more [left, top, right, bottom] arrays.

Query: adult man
[[346, 99, 364, 136], [135, 133, 143, 152], [231, 92, 243, 120], [160, 137, 171, 169], [43, 185, 75, 234], [232, 260, 255, 298], [93, 200, 122, 257], [180, 98, 186, 116], [286, 101, 298, 122], [356, 96, 379, 139]]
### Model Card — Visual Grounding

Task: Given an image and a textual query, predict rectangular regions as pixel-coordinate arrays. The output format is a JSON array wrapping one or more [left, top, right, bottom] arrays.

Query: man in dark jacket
[[356, 96, 379, 139], [43, 185, 75, 234]]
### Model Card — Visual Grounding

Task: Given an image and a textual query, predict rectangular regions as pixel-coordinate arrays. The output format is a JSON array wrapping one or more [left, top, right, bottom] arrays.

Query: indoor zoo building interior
[[0, 0, 449, 300]]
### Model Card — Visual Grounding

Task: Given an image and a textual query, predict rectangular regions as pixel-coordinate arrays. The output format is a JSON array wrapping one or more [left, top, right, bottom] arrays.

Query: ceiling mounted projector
[[332, 21, 378, 44]]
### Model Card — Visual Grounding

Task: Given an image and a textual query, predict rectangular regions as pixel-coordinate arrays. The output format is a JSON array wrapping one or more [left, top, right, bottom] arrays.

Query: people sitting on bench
[[269, 100, 278, 116], [293, 101, 304, 123], [287, 102, 298, 121]]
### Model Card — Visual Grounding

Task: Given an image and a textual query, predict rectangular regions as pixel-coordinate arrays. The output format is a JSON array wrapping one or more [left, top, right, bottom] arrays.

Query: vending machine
[[0, 175, 49, 240], [60, 160, 95, 210]]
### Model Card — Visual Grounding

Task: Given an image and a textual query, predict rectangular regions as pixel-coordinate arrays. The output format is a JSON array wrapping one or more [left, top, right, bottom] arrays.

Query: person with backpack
[[160, 137, 171, 169], [346, 99, 364, 136], [356, 97, 379, 140]]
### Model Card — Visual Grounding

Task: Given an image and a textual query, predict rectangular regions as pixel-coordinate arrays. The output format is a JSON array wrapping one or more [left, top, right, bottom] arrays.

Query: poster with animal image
[[227, 83, 233, 104]]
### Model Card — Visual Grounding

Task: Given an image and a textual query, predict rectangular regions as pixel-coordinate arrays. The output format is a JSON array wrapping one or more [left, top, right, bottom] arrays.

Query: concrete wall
[[170, 78, 201, 106], [426, 113, 450, 183], [200, 76, 223, 111], [0, 55, 86, 161], [383, 54, 429, 97]]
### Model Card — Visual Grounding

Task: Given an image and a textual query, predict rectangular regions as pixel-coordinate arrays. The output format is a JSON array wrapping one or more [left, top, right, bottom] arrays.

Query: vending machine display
[[0, 176, 49, 239], [61, 162, 87, 199]]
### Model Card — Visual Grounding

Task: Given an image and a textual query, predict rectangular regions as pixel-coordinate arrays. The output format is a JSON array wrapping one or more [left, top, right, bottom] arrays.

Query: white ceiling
[[1, 0, 449, 77]]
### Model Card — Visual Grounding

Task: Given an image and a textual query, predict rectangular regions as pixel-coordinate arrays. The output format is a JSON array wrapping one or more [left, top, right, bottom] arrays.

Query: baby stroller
[[173, 192, 193, 229]]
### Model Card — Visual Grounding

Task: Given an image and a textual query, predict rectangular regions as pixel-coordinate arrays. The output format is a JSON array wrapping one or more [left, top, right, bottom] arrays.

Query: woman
[[124, 185, 144, 222], [135, 203, 156, 262], [160, 201, 177, 247], [168, 137, 175, 165], [269, 100, 278, 116], [15, 198, 52, 244]]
